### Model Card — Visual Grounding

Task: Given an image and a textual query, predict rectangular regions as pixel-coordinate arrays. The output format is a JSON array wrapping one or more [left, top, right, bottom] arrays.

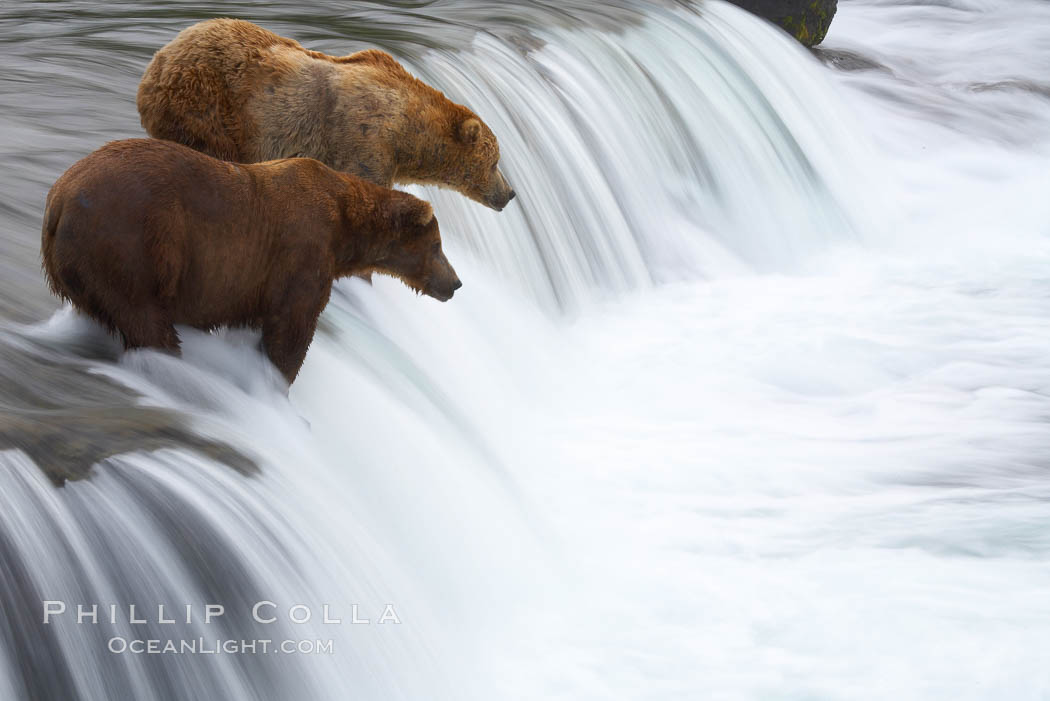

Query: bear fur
[[41, 139, 461, 384], [137, 18, 516, 211]]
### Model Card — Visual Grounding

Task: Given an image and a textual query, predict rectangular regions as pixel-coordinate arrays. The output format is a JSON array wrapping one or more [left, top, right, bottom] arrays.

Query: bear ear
[[413, 201, 435, 228], [387, 195, 434, 231], [458, 118, 482, 145]]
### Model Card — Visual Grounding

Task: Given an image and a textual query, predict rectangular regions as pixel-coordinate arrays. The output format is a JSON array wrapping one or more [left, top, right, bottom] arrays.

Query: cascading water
[[407, 1, 869, 310], [2, 1, 1050, 699]]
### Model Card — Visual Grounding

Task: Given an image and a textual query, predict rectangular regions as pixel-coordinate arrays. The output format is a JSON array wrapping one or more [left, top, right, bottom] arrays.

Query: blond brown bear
[[137, 18, 515, 211]]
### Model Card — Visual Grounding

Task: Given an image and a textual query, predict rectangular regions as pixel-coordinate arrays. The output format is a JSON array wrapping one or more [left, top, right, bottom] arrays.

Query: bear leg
[[261, 313, 320, 385], [260, 276, 330, 385], [115, 305, 181, 354]]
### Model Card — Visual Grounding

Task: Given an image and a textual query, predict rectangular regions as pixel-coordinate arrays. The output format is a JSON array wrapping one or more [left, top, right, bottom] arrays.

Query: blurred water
[[2, 1, 1050, 699]]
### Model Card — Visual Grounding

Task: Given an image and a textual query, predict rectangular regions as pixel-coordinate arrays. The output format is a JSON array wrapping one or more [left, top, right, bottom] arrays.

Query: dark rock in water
[[0, 407, 259, 486], [812, 47, 888, 73], [0, 330, 258, 486], [725, 0, 838, 47], [970, 80, 1050, 101]]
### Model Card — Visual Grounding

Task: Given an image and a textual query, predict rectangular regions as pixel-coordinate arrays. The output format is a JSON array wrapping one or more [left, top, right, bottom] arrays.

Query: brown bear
[[137, 18, 516, 211], [41, 139, 461, 385]]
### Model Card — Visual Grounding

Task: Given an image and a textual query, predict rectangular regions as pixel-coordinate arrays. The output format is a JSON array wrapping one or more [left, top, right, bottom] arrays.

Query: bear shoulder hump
[[341, 48, 406, 72]]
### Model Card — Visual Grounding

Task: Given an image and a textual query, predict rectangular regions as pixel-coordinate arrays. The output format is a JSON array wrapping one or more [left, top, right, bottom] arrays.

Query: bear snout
[[484, 185, 515, 212], [425, 273, 462, 302], [479, 167, 516, 211]]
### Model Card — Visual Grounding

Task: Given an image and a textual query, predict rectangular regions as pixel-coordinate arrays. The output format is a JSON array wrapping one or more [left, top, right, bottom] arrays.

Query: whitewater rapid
[[2, 0, 1050, 699]]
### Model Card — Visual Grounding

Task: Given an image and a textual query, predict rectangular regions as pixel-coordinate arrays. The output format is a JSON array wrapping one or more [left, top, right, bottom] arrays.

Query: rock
[[0, 330, 258, 486], [970, 80, 1050, 101], [811, 48, 888, 73], [725, 0, 838, 47], [0, 406, 259, 486]]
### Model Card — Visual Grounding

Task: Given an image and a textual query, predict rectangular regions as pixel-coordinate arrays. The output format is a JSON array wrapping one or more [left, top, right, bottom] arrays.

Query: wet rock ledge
[[726, 0, 838, 47], [0, 330, 257, 486]]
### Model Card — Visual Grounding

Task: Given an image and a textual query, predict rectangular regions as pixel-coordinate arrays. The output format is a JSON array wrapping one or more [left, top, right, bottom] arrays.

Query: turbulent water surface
[[2, 0, 1050, 699]]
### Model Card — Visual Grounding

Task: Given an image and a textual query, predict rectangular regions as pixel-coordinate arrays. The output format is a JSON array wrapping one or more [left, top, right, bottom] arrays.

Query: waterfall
[[3, 0, 1050, 698], [404, 1, 868, 312]]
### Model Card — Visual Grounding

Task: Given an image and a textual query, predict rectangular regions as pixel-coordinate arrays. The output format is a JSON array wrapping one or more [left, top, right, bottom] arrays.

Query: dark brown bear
[[137, 18, 516, 211], [41, 139, 461, 384]]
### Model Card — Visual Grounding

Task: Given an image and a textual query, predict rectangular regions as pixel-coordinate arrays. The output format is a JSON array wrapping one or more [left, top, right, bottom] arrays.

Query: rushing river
[[2, 1, 1050, 699]]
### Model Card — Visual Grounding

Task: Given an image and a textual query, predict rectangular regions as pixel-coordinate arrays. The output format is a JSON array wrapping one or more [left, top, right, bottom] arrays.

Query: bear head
[[447, 115, 516, 212], [374, 193, 462, 302]]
